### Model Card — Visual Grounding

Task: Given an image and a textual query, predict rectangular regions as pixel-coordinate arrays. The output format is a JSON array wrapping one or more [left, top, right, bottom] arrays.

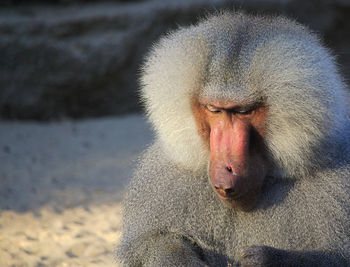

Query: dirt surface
[[0, 115, 153, 266]]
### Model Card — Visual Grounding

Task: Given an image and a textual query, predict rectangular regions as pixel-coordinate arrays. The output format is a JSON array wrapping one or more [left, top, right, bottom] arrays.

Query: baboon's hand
[[240, 245, 282, 267]]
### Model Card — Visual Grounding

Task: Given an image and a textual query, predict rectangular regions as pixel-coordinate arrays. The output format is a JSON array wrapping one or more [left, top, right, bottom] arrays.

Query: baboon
[[117, 12, 350, 266]]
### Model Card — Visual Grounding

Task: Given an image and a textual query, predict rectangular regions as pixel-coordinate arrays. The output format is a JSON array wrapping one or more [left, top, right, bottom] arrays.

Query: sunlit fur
[[141, 12, 349, 178], [118, 12, 350, 266]]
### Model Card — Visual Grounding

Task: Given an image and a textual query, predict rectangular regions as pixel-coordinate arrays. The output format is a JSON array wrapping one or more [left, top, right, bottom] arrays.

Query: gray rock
[[0, 0, 349, 120]]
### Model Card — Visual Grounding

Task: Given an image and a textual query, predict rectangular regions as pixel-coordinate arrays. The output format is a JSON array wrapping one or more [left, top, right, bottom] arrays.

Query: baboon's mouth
[[215, 189, 244, 201]]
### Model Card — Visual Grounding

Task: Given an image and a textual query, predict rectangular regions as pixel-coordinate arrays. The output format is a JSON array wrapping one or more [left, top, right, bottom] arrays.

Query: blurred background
[[0, 0, 349, 266], [0, 0, 349, 120]]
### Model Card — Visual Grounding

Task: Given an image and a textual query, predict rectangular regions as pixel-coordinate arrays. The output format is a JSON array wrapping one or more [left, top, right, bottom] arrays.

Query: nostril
[[226, 166, 232, 173]]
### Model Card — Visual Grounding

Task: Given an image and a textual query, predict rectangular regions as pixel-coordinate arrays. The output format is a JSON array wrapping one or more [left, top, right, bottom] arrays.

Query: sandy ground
[[0, 115, 153, 266]]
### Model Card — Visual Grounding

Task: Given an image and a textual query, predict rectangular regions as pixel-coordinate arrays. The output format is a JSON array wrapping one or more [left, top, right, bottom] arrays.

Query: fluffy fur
[[117, 12, 350, 266]]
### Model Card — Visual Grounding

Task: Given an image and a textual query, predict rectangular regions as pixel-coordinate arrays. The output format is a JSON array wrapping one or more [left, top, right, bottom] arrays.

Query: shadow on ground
[[0, 115, 153, 266], [0, 114, 153, 212]]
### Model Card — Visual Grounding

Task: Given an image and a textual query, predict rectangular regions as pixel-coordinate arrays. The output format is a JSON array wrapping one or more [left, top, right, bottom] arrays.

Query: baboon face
[[192, 97, 269, 210]]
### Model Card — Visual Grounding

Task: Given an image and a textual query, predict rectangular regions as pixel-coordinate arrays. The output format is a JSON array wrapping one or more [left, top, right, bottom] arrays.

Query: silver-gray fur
[[117, 12, 350, 266]]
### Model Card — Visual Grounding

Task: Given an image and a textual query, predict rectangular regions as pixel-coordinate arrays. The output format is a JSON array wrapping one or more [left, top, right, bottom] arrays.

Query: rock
[[0, 0, 349, 120], [0, 0, 230, 120]]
